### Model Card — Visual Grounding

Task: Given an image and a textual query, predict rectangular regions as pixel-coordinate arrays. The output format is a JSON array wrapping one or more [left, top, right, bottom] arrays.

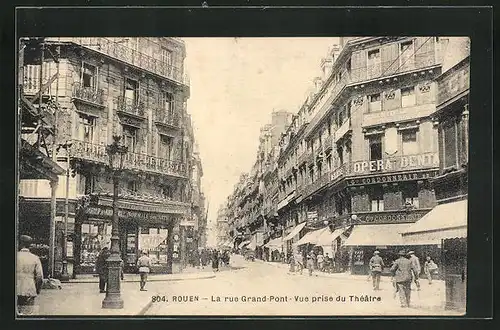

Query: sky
[[183, 38, 338, 245]]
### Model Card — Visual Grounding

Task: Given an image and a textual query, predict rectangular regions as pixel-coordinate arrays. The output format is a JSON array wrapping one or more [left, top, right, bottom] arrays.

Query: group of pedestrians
[[368, 249, 439, 308]]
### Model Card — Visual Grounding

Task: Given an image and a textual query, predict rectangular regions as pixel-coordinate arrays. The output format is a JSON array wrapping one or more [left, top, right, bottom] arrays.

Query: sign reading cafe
[[352, 153, 439, 175]]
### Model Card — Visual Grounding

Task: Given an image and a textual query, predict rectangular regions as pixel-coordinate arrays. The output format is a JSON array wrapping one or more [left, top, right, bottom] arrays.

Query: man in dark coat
[[390, 250, 416, 308], [95, 247, 110, 293]]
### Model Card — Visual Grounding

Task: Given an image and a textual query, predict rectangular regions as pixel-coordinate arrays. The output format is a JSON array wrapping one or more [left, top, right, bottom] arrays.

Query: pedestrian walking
[[137, 250, 151, 291], [17, 235, 43, 315], [211, 249, 219, 272], [424, 256, 439, 284], [306, 251, 315, 276], [408, 251, 421, 291], [317, 252, 324, 272], [369, 251, 385, 290], [390, 250, 416, 308], [95, 247, 111, 293]]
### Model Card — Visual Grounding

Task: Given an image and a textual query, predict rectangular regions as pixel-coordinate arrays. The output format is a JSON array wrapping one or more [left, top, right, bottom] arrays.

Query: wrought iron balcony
[[72, 82, 105, 107], [58, 37, 190, 87], [155, 110, 181, 129], [302, 170, 332, 198], [70, 140, 187, 177], [117, 96, 146, 118]]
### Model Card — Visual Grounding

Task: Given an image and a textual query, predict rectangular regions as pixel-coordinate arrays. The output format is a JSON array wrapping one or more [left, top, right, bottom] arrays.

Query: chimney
[[320, 57, 334, 79], [313, 77, 323, 92]]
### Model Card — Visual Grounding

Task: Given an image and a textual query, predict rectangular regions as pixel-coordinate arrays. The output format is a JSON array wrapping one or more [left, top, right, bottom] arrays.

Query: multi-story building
[[18, 37, 199, 277], [272, 37, 450, 274], [402, 37, 469, 311], [215, 205, 230, 245], [224, 111, 293, 257]]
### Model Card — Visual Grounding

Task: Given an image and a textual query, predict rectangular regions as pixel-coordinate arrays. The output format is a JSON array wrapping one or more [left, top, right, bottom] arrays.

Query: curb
[[68, 274, 216, 284]]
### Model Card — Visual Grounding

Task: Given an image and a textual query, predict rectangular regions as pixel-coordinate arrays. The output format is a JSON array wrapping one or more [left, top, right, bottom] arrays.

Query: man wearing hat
[[17, 235, 44, 315], [407, 251, 421, 291], [390, 250, 416, 308], [369, 250, 385, 290]]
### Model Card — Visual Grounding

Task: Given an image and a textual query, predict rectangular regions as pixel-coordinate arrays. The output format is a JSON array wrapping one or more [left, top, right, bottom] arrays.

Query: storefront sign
[[359, 210, 430, 224], [85, 205, 173, 222], [347, 170, 438, 186], [352, 153, 439, 175], [138, 233, 168, 252]]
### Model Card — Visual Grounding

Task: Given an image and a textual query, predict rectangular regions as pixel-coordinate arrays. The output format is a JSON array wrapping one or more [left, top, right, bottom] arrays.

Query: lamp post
[[102, 136, 128, 309], [59, 141, 73, 282]]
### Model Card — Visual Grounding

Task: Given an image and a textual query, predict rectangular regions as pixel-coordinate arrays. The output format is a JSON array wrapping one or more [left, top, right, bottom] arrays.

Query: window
[[401, 86, 416, 107], [77, 113, 95, 143], [338, 103, 350, 125], [368, 49, 381, 61], [124, 78, 138, 106], [161, 48, 173, 66], [159, 135, 173, 160], [442, 119, 458, 169], [400, 40, 415, 69], [368, 93, 382, 112], [160, 185, 173, 199], [127, 181, 138, 193], [327, 155, 332, 171], [81, 63, 97, 89], [403, 184, 420, 209], [82, 173, 96, 194], [337, 146, 344, 165], [367, 49, 381, 78], [370, 187, 384, 211], [161, 91, 174, 114], [369, 135, 383, 161], [401, 130, 419, 155], [122, 125, 137, 152]]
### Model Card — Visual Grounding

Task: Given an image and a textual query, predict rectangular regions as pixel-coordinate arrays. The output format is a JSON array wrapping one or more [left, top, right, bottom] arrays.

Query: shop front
[[74, 195, 188, 275]]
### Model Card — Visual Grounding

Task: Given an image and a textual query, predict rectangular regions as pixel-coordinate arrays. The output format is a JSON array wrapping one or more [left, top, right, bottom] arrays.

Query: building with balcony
[[18, 37, 198, 277], [401, 37, 469, 311], [268, 37, 456, 274]]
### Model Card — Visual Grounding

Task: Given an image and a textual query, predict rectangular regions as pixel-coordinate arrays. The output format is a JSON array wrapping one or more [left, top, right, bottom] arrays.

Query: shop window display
[[80, 223, 112, 272], [138, 227, 169, 266]]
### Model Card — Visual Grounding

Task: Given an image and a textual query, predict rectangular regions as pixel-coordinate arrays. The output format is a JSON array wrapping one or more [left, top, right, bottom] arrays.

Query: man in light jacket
[[390, 250, 416, 308], [369, 251, 385, 290], [17, 235, 43, 315], [137, 250, 151, 291]]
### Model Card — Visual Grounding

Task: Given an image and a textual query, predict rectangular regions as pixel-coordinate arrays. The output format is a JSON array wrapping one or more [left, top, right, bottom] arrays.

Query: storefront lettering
[[347, 170, 437, 186], [363, 212, 424, 224], [85, 206, 173, 222], [352, 153, 438, 174]]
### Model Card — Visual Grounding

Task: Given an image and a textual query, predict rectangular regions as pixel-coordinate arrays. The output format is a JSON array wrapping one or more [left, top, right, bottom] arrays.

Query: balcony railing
[[70, 140, 187, 177], [155, 110, 181, 128], [303, 170, 332, 198], [72, 82, 105, 107], [117, 96, 146, 118], [60, 37, 189, 87]]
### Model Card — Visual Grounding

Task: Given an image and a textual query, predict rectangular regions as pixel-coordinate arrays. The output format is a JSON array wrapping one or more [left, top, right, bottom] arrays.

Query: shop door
[[121, 224, 138, 273]]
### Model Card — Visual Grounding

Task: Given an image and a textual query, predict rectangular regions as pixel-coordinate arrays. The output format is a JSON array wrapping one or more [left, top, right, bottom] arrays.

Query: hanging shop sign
[[352, 153, 439, 175], [85, 205, 173, 222], [347, 170, 438, 186]]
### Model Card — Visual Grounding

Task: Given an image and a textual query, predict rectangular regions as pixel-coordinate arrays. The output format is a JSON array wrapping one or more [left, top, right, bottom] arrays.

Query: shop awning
[[283, 222, 307, 241], [238, 240, 251, 248], [264, 237, 283, 250], [277, 192, 296, 211], [343, 223, 411, 246], [316, 227, 348, 247], [401, 199, 467, 245], [294, 227, 330, 246]]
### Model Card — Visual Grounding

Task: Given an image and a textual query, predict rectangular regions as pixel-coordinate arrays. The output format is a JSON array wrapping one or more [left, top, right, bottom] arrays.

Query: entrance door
[[443, 238, 467, 311]]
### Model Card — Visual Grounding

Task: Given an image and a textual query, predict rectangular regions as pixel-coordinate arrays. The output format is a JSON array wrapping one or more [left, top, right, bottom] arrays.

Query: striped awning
[[238, 240, 251, 248], [283, 222, 307, 241], [343, 223, 411, 246], [264, 237, 283, 250], [315, 227, 348, 247]]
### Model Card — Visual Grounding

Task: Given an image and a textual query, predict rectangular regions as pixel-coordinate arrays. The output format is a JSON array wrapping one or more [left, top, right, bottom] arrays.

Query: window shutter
[[414, 37, 435, 68], [350, 50, 366, 82], [80, 61, 84, 84], [381, 43, 399, 75]]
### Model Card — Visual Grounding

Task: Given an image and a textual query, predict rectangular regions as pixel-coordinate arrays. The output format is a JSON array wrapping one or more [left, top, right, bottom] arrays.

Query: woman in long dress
[[211, 250, 219, 272]]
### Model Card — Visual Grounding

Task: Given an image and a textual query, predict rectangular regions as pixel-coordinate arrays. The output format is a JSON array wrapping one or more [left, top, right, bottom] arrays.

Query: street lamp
[[59, 141, 73, 282], [102, 135, 128, 309]]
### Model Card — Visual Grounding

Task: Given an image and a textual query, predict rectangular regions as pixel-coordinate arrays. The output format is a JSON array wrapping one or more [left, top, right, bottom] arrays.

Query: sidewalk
[[69, 266, 216, 283], [32, 267, 217, 316]]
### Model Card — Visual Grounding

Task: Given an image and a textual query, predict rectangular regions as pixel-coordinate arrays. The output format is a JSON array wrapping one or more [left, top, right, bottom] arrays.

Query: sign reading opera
[[352, 153, 439, 175]]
